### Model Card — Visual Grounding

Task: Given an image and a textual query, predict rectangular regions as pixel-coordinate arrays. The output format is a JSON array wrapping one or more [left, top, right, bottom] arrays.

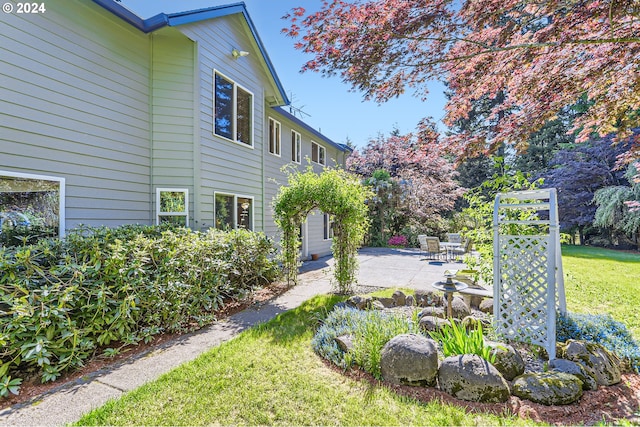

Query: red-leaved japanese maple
[[283, 0, 640, 161]]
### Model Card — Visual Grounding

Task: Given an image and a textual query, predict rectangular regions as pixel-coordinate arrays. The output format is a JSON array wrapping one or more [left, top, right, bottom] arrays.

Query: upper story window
[[214, 71, 253, 147], [291, 130, 301, 163], [0, 171, 65, 242], [311, 141, 326, 166], [268, 117, 281, 156], [156, 188, 188, 226]]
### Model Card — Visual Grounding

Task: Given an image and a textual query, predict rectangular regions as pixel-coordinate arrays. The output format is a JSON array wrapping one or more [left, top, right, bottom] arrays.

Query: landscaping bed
[[313, 289, 640, 424]]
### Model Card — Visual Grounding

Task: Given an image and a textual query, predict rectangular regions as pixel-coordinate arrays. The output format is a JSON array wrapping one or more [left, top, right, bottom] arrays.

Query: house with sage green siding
[[0, 0, 352, 258]]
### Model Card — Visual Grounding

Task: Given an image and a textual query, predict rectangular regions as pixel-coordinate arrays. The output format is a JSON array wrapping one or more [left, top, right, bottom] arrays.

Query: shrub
[[0, 224, 57, 247], [312, 306, 419, 379], [0, 224, 280, 396], [556, 311, 640, 373], [387, 235, 408, 247]]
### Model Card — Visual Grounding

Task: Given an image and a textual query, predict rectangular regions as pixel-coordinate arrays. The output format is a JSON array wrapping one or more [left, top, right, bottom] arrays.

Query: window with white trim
[[0, 171, 65, 240], [291, 130, 301, 163], [268, 117, 281, 156], [214, 71, 253, 147], [156, 188, 189, 226], [323, 213, 334, 240], [214, 193, 253, 231], [312, 141, 326, 166]]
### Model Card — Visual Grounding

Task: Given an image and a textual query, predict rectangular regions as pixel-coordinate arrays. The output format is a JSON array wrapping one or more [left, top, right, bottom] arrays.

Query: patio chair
[[419, 235, 446, 260], [446, 233, 462, 244], [452, 238, 473, 260]]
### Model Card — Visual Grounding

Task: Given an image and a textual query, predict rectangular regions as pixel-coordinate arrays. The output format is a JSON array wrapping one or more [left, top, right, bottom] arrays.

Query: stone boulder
[[559, 340, 621, 386], [419, 316, 451, 332], [373, 297, 395, 308], [371, 300, 386, 310], [512, 372, 583, 405], [334, 335, 354, 353], [405, 295, 415, 307], [548, 358, 598, 391], [414, 290, 442, 307], [479, 298, 494, 314], [437, 354, 510, 403], [419, 306, 445, 319], [450, 296, 471, 319], [380, 334, 439, 387], [346, 295, 372, 310], [461, 316, 491, 331], [486, 341, 525, 381], [392, 290, 407, 306]]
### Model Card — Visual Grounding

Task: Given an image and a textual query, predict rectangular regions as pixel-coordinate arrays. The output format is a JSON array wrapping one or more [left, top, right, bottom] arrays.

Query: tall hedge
[[0, 225, 280, 396]]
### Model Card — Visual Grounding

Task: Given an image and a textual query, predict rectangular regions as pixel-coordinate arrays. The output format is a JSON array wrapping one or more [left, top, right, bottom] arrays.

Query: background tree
[[593, 164, 640, 249], [284, 0, 640, 161], [540, 133, 633, 244], [347, 123, 464, 243]]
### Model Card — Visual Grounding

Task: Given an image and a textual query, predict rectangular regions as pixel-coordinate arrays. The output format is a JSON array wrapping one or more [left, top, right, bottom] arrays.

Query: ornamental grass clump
[[557, 311, 640, 373], [429, 320, 497, 364], [311, 306, 419, 379]]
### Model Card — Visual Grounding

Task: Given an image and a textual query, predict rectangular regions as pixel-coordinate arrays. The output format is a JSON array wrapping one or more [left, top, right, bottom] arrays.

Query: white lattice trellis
[[493, 189, 566, 360]]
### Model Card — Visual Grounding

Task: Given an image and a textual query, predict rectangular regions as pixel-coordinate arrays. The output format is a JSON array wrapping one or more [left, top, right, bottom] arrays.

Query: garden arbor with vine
[[273, 167, 372, 294]]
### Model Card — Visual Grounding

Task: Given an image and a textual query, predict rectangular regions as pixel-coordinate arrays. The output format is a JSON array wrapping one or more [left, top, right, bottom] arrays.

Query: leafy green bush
[[0, 224, 57, 247], [0, 224, 280, 397], [428, 321, 496, 363], [557, 311, 640, 373], [311, 306, 419, 379]]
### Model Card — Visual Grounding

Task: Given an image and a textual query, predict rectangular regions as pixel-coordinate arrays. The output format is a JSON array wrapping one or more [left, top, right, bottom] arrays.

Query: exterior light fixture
[[232, 48, 250, 59]]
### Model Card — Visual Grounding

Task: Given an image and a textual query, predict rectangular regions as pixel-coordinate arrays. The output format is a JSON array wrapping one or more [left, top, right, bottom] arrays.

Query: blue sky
[[119, 0, 448, 148]]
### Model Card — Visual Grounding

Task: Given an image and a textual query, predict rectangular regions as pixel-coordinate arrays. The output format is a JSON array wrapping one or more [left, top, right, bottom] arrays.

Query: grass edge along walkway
[[75, 295, 533, 426]]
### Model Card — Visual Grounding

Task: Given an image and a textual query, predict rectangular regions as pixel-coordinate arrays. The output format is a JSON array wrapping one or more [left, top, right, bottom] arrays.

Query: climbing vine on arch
[[273, 166, 372, 294]]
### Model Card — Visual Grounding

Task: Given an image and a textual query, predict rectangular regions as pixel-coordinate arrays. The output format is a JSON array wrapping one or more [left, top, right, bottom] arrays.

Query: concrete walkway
[[0, 247, 464, 426]]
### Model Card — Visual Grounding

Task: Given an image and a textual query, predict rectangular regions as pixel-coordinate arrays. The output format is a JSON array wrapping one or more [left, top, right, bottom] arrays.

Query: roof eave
[[91, 0, 168, 33], [272, 106, 351, 153], [92, 0, 289, 105]]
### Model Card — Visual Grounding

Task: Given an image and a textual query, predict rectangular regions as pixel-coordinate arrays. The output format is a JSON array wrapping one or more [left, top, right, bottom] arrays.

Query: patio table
[[439, 242, 463, 262]]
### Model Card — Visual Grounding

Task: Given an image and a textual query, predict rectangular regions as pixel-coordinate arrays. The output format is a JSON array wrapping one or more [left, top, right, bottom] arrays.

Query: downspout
[[192, 40, 202, 230], [149, 33, 155, 225], [261, 93, 266, 232]]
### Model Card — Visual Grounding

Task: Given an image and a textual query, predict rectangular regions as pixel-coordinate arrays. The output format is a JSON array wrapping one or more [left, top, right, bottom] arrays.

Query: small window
[[237, 197, 253, 230], [291, 130, 301, 163], [268, 118, 281, 156], [0, 171, 65, 240], [214, 193, 234, 230], [214, 193, 253, 231], [156, 189, 188, 226], [323, 213, 334, 240], [312, 141, 326, 166], [214, 71, 254, 147]]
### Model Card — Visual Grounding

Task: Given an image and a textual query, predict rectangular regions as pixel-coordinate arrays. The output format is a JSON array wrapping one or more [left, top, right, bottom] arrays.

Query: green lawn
[[561, 245, 640, 338], [74, 245, 639, 425], [76, 295, 533, 426]]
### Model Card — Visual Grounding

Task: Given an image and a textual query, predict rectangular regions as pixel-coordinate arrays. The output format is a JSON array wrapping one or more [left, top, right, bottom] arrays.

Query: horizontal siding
[[178, 15, 267, 231], [150, 30, 196, 224], [0, 0, 152, 229], [263, 108, 348, 246], [306, 212, 333, 257]]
